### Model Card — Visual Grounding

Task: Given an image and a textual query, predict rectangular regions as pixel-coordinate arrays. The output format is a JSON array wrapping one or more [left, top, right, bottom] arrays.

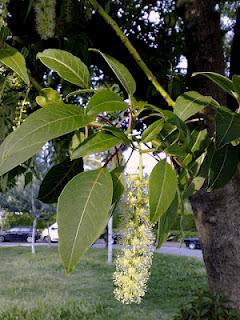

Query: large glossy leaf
[[37, 49, 90, 88], [38, 158, 84, 203], [192, 72, 235, 97], [142, 119, 164, 143], [71, 131, 122, 159], [157, 195, 178, 248], [166, 144, 188, 158], [0, 105, 95, 176], [188, 152, 207, 178], [232, 75, 240, 98], [208, 145, 239, 190], [191, 129, 209, 157], [86, 89, 128, 115], [183, 177, 205, 199], [90, 49, 136, 95], [111, 166, 125, 204], [102, 126, 130, 145], [215, 107, 240, 148], [58, 168, 113, 272], [0, 165, 26, 192], [161, 110, 191, 144], [149, 160, 178, 224], [174, 91, 216, 121], [0, 45, 30, 85]]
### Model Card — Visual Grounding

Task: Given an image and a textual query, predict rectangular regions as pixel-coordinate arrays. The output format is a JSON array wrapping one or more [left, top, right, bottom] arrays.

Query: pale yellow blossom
[[113, 176, 155, 304], [35, 0, 56, 40]]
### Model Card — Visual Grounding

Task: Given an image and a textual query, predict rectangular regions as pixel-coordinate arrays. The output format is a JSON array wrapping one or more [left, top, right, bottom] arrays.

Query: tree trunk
[[176, 0, 226, 103], [228, 7, 240, 111], [177, 0, 240, 309], [191, 171, 240, 309]]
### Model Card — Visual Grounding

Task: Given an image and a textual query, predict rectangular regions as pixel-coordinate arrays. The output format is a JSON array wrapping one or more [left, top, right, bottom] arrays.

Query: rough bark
[[177, 0, 240, 309], [176, 0, 226, 104], [191, 171, 240, 309], [228, 7, 240, 110], [230, 8, 240, 78]]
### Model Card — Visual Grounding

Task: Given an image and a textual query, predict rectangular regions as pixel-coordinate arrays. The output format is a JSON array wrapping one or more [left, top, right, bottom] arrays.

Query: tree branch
[[88, 0, 175, 108]]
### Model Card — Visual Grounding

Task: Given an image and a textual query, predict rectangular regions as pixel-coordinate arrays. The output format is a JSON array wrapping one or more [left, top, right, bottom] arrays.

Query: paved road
[[0, 240, 203, 259], [155, 243, 203, 259]]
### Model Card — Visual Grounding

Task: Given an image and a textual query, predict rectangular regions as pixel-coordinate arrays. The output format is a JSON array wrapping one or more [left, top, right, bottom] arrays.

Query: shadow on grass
[[0, 247, 207, 320]]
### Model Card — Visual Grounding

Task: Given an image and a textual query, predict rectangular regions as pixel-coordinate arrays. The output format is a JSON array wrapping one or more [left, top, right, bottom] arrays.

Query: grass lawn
[[0, 247, 207, 320]]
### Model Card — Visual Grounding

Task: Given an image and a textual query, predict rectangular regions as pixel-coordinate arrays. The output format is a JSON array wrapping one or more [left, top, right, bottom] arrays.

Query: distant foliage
[[173, 289, 240, 320]]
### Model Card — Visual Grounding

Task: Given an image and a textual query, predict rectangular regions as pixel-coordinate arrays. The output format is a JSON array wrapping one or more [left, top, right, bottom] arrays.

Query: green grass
[[0, 247, 207, 319]]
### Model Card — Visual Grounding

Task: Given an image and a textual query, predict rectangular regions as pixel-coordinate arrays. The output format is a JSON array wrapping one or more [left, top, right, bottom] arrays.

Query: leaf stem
[[30, 76, 42, 92], [88, 0, 175, 108], [176, 185, 185, 247], [103, 145, 122, 167], [66, 88, 96, 101]]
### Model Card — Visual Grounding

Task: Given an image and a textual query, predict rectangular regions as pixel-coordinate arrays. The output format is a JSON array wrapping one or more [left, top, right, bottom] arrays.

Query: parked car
[[0, 227, 40, 243], [112, 231, 123, 244], [184, 237, 201, 250], [42, 222, 58, 242]]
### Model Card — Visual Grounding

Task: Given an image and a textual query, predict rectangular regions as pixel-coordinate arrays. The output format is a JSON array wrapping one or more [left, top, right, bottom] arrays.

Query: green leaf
[[90, 49, 136, 95], [38, 158, 84, 203], [161, 111, 190, 138], [159, 122, 178, 145], [71, 131, 121, 160], [24, 172, 33, 187], [111, 166, 125, 204], [36, 88, 64, 107], [174, 91, 216, 121], [102, 126, 131, 145], [191, 129, 209, 157], [165, 144, 188, 158], [183, 177, 205, 198], [197, 143, 215, 178], [192, 72, 234, 97], [232, 75, 240, 98], [142, 119, 164, 143], [0, 27, 12, 41], [0, 165, 26, 192], [86, 89, 128, 115], [157, 195, 178, 248], [188, 152, 207, 178], [208, 145, 239, 190], [215, 107, 240, 148], [58, 168, 113, 273], [0, 45, 30, 85], [161, 111, 191, 148], [0, 105, 95, 176], [37, 49, 90, 88], [149, 160, 178, 224]]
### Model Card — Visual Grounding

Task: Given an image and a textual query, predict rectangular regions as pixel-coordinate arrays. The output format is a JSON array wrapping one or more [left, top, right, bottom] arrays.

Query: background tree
[[176, 0, 240, 308]]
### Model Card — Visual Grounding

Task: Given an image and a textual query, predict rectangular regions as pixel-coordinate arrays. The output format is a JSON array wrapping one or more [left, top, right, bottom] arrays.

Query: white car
[[42, 222, 58, 242]]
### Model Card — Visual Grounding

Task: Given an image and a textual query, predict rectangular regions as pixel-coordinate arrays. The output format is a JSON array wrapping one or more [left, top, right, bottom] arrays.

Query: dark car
[[184, 237, 201, 250], [0, 227, 40, 243]]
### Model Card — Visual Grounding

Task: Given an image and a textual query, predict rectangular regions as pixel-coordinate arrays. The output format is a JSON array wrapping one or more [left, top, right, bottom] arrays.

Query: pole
[[107, 216, 113, 264]]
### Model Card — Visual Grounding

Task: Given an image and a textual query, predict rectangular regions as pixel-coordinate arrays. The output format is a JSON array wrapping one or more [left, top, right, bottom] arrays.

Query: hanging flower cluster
[[113, 176, 155, 304], [62, 0, 73, 24], [12, 98, 29, 130], [7, 73, 24, 91], [0, 0, 10, 28], [35, 0, 56, 40]]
